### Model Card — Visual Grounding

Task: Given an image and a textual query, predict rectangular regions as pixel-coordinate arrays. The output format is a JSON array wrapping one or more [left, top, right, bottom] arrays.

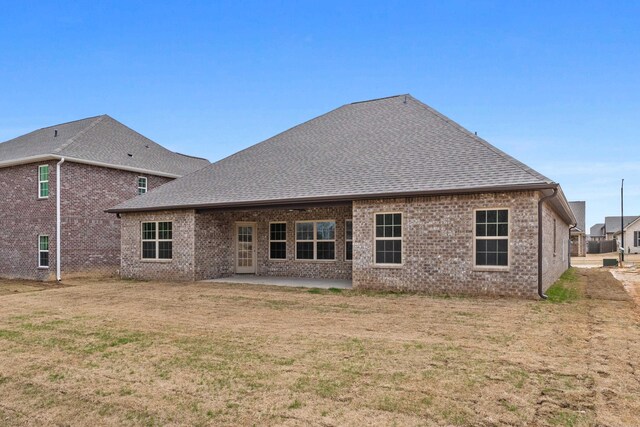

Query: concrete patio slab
[[203, 275, 352, 290]]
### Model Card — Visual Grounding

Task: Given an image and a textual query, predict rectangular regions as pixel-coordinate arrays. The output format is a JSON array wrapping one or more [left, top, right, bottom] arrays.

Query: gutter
[[537, 187, 558, 299], [0, 155, 181, 179], [56, 157, 65, 281], [106, 182, 558, 213]]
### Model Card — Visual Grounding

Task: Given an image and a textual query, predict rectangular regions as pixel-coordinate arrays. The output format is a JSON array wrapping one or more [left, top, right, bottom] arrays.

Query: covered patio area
[[203, 275, 352, 290]]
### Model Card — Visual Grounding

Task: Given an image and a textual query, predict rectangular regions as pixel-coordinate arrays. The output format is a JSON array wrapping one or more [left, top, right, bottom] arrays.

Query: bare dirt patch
[[0, 270, 638, 426], [0, 278, 71, 296]]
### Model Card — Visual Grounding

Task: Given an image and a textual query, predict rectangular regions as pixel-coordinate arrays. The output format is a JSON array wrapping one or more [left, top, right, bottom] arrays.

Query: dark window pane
[[158, 222, 172, 240], [345, 220, 353, 241], [498, 224, 508, 236], [376, 240, 401, 264], [142, 222, 156, 240], [39, 252, 49, 267], [476, 224, 486, 237], [375, 226, 384, 238], [142, 241, 156, 259], [476, 239, 486, 251], [346, 241, 353, 260], [316, 242, 335, 260], [486, 240, 497, 251], [296, 242, 314, 259], [376, 215, 384, 227], [476, 251, 487, 266], [498, 252, 508, 266], [296, 223, 314, 241], [498, 239, 508, 252], [393, 225, 402, 238], [487, 210, 497, 223], [270, 223, 286, 241], [487, 252, 497, 265], [316, 222, 335, 240], [487, 224, 497, 236], [158, 241, 172, 259], [270, 242, 286, 259], [476, 210, 486, 223], [498, 210, 508, 222]]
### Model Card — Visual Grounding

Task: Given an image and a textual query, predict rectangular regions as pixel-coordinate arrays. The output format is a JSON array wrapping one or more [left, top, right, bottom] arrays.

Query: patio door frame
[[235, 222, 257, 274]]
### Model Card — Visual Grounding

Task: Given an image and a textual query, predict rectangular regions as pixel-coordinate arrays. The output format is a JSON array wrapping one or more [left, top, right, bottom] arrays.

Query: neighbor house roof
[[0, 115, 209, 177], [604, 216, 639, 235], [108, 94, 574, 222], [612, 215, 640, 235], [590, 223, 605, 237], [568, 201, 586, 233]]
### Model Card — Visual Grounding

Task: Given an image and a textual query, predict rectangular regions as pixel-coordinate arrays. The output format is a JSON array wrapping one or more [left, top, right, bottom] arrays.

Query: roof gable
[[604, 216, 639, 234], [569, 201, 586, 232], [110, 95, 559, 212]]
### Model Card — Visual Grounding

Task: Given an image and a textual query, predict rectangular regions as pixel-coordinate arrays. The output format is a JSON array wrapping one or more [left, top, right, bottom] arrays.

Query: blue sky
[[1, 1, 638, 229]]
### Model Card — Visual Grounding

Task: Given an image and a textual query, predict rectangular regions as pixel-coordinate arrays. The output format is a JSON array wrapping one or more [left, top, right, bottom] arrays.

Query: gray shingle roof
[[604, 216, 639, 234], [109, 94, 559, 212], [590, 223, 605, 237], [0, 115, 209, 177], [568, 201, 586, 232]]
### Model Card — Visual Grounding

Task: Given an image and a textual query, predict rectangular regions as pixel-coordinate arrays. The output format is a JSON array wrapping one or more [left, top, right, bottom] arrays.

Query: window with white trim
[[269, 222, 287, 259], [375, 213, 402, 264], [295, 221, 335, 260], [345, 219, 353, 261], [38, 165, 49, 198], [38, 235, 49, 267], [138, 177, 148, 195], [141, 221, 173, 259], [475, 209, 509, 267], [635, 231, 640, 247]]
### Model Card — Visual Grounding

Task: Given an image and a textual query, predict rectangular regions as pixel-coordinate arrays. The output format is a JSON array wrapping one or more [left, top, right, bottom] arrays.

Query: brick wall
[[120, 210, 197, 281], [352, 191, 567, 298], [60, 162, 171, 275], [119, 192, 570, 298], [541, 201, 570, 291], [0, 161, 57, 280], [0, 160, 172, 280]]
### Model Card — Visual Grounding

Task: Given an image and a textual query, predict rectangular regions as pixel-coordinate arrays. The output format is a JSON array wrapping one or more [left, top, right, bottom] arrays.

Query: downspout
[[56, 157, 65, 281], [537, 187, 558, 299]]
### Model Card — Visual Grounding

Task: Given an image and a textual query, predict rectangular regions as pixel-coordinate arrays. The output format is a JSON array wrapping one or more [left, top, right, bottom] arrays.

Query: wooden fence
[[587, 239, 618, 254]]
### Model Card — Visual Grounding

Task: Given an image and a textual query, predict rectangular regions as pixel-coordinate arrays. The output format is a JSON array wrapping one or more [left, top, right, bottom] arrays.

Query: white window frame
[[635, 231, 640, 247], [269, 221, 287, 260], [373, 212, 403, 267], [295, 220, 336, 261], [473, 207, 510, 271], [141, 221, 173, 261], [137, 176, 148, 195], [38, 234, 49, 268], [345, 219, 353, 262], [38, 165, 49, 199]]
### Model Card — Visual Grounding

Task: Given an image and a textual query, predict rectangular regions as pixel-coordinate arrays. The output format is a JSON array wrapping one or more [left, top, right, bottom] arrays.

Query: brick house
[[0, 115, 208, 280], [108, 95, 576, 298], [568, 201, 586, 257]]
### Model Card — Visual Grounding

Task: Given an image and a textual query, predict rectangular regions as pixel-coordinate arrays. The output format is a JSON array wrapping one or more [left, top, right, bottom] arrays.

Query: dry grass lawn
[[0, 269, 639, 426]]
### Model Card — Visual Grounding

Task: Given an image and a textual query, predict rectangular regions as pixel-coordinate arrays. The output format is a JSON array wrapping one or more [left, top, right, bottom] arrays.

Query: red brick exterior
[[119, 191, 571, 298], [0, 160, 171, 280]]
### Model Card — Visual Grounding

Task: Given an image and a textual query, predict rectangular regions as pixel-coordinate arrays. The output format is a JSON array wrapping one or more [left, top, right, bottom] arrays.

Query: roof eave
[[0, 155, 181, 178], [107, 182, 557, 213]]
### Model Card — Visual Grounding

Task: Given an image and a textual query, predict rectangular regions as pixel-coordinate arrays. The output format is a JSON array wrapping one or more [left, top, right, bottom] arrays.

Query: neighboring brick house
[[0, 115, 208, 280], [108, 95, 576, 298], [568, 201, 586, 257]]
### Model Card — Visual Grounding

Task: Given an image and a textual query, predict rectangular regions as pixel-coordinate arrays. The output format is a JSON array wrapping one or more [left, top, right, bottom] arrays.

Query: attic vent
[[127, 153, 133, 157], [54, 129, 58, 137], [145, 144, 149, 149]]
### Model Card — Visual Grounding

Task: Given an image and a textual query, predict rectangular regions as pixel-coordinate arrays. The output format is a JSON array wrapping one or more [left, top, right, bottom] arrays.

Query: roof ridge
[[36, 114, 105, 132], [406, 95, 553, 184], [55, 115, 107, 154], [350, 94, 408, 105], [174, 152, 209, 161]]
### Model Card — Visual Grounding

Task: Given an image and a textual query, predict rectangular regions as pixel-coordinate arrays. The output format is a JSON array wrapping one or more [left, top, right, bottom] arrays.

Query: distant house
[[108, 95, 576, 299], [603, 216, 639, 241], [568, 201, 586, 257], [0, 115, 209, 280], [589, 223, 605, 242], [614, 216, 640, 254]]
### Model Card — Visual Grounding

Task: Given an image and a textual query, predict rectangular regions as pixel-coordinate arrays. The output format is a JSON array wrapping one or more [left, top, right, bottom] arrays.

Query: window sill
[[473, 266, 510, 272], [37, 266, 49, 269], [37, 197, 49, 200], [373, 263, 404, 269], [140, 259, 172, 263], [268, 258, 288, 262]]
